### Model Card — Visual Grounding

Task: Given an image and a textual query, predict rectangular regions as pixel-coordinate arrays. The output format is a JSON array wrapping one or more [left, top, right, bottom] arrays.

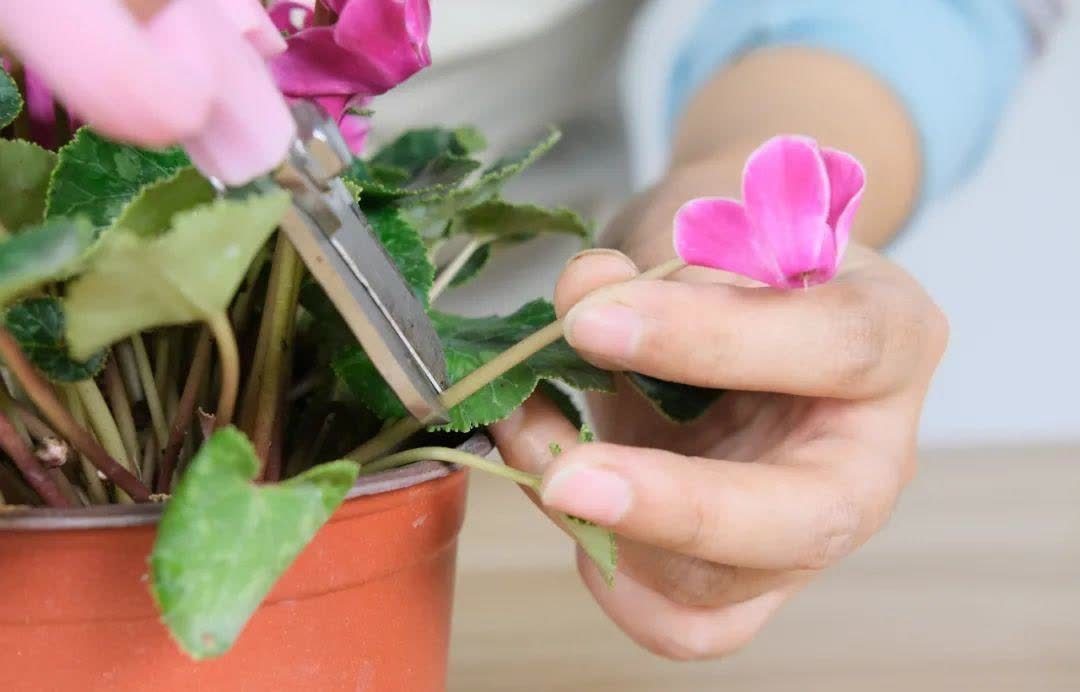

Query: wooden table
[[449, 444, 1080, 691]]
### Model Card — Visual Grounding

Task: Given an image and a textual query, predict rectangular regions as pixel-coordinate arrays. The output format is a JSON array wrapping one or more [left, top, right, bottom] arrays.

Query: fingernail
[[566, 248, 638, 272], [542, 466, 632, 526], [564, 303, 642, 363]]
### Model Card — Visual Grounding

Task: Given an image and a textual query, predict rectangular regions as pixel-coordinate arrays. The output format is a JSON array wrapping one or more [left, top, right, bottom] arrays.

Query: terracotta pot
[[0, 435, 487, 692]]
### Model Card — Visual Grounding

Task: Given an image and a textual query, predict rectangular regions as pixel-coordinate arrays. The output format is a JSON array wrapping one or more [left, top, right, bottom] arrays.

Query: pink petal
[[821, 148, 867, 263], [333, 0, 431, 85], [311, 94, 369, 154], [22, 68, 57, 149], [213, 0, 288, 56], [742, 136, 835, 286], [673, 197, 788, 287]]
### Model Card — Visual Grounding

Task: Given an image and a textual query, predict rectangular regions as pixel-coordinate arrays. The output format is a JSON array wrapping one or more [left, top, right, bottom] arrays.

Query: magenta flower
[[312, 94, 371, 154], [269, 0, 431, 99], [673, 136, 866, 289]]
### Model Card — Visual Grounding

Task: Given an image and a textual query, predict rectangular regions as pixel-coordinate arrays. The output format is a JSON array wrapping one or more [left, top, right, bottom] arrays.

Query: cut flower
[[674, 135, 866, 289]]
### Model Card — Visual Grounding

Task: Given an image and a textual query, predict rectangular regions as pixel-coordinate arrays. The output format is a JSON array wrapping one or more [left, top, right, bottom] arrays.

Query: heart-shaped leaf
[[63, 190, 289, 358], [0, 140, 57, 231], [333, 299, 613, 432], [4, 297, 106, 382], [0, 66, 20, 129], [113, 166, 215, 237], [0, 217, 94, 307], [46, 128, 189, 229], [150, 427, 359, 659], [370, 126, 485, 185]]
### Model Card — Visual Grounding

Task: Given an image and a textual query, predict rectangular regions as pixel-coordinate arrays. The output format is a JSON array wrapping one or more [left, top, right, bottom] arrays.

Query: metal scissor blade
[[278, 191, 449, 426]]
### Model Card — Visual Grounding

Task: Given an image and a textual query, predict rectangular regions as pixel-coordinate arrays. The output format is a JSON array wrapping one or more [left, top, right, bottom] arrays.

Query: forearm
[[608, 47, 921, 265]]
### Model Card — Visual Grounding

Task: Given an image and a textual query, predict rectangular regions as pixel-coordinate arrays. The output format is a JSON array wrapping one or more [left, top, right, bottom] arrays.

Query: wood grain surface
[[449, 444, 1080, 691]]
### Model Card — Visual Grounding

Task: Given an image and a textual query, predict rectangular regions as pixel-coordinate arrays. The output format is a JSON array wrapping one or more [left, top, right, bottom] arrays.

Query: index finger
[[0, 0, 215, 146]]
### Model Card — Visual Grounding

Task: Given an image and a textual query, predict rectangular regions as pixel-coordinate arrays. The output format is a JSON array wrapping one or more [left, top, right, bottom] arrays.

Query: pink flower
[[673, 136, 866, 289], [269, 0, 431, 99]]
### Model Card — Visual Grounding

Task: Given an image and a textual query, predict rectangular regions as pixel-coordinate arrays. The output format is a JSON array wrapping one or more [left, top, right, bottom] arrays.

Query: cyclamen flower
[[674, 136, 866, 289], [269, 0, 431, 99], [267, 1, 381, 153]]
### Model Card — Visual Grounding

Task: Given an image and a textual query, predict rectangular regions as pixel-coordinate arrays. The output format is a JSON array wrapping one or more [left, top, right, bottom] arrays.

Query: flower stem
[[430, 237, 488, 302], [206, 311, 240, 429], [131, 335, 169, 449], [61, 388, 108, 504], [0, 330, 150, 501], [347, 258, 687, 463], [362, 446, 541, 490], [103, 358, 140, 466], [74, 380, 136, 502], [157, 329, 212, 493], [247, 235, 301, 468]]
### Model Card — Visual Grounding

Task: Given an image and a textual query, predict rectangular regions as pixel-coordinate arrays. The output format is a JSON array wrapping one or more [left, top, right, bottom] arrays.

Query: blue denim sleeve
[[667, 1, 1031, 203]]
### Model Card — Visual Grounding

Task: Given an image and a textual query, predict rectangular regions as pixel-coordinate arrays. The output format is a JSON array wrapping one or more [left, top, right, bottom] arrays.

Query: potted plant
[[0, 1, 708, 687], [0, 1, 864, 688]]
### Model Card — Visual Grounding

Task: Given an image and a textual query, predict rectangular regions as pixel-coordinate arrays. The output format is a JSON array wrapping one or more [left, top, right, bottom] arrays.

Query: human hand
[[491, 241, 947, 660], [0, 0, 293, 184]]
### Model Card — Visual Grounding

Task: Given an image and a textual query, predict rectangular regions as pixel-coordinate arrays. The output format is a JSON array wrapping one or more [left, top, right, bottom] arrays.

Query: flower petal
[[821, 147, 866, 263], [333, 0, 431, 91], [673, 197, 787, 287], [267, 1, 313, 35], [742, 135, 834, 285]]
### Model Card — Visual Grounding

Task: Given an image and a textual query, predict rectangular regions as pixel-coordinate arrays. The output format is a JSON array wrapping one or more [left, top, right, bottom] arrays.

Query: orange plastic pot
[[0, 435, 485, 691]]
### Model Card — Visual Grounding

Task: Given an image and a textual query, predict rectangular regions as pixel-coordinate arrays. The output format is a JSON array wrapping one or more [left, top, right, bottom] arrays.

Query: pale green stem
[[114, 341, 144, 403], [130, 335, 168, 449], [362, 446, 541, 489], [72, 381, 136, 503], [430, 236, 488, 302], [348, 258, 687, 463], [240, 234, 293, 433], [247, 236, 301, 466], [206, 311, 240, 429], [103, 359, 140, 468], [61, 388, 108, 504]]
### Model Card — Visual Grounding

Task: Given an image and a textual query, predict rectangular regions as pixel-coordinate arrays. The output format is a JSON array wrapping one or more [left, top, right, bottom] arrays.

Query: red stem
[[156, 329, 212, 493], [0, 409, 70, 507], [0, 329, 150, 502]]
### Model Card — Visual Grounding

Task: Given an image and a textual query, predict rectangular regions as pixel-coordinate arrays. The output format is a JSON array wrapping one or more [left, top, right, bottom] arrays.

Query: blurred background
[[374, 2, 1079, 689]]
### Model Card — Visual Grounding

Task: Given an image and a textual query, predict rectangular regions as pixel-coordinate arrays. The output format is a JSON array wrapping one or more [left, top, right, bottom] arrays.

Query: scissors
[[219, 101, 450, 425]]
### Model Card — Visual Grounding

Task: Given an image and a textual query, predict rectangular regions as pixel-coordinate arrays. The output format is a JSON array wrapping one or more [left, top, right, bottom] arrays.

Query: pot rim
[[0, 432, 490, 531]]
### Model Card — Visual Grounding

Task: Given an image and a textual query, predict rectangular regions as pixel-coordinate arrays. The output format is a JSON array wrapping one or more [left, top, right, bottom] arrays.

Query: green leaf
[[0, 217, 94, 307], [449, 200, 591, 244], [626, 372, 722, 422], [63, 191, 289, 358], [0, 140, 57, 231], [549, 428, 617, 586], [4, 298, 106, 382], [448, 242, 491, 288], [46, 128, 189, 229], [334, 299, 613, 432], [150, 427, 358, 659], [404, 128, 561, 234], [0, 66, 20, 129], [536, 380, 583, 429], [113, 167, 215, 237]]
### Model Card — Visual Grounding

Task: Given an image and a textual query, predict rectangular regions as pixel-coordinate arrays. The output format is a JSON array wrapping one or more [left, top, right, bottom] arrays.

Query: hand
[[491, 243, 947, 660], [0, 0, 293, 184]]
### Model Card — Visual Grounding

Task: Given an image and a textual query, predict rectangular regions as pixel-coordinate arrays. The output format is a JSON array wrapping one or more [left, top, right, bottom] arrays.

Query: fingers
[[553, 249, 638, 318], [614, 538, 801, 609], [560, 250, 947, 399], [174, 0, 294, 184], [577, 549, 801, 661], [0, 0, 293, 184], [0, 0, 215, 145], [539, 441, 898, 571]]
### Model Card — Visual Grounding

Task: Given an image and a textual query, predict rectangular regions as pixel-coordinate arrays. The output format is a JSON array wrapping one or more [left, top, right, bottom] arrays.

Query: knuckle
[[796, 487, 861, 570], [830, 289, 888, 388]]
